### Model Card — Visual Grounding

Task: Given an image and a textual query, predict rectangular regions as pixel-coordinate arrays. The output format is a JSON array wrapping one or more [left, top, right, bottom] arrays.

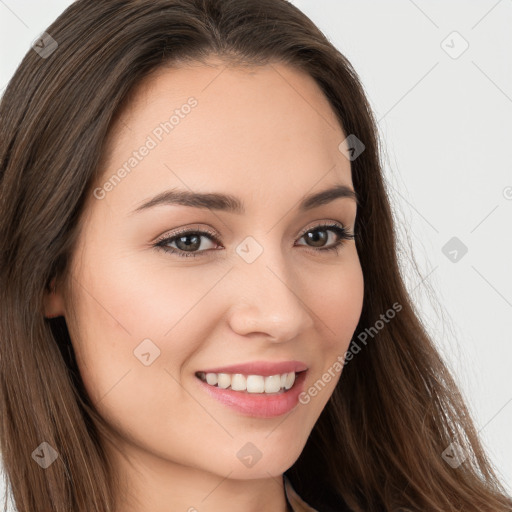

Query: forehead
[[94, 58, 352, 212]]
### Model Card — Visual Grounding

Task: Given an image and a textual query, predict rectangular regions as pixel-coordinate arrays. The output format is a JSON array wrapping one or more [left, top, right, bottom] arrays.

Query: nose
[[225, 250, 315, 343]]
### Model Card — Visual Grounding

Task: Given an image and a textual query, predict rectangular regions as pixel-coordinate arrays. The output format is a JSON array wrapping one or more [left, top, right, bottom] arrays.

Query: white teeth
[[206, 373, 218, 386], [284, 372, 295, 390], [231, 373, 246, 391], [197, 371, 298, 393], [217, 373, 231, 389], [246, 375, 265, 393], [264, 375, 282, 393]]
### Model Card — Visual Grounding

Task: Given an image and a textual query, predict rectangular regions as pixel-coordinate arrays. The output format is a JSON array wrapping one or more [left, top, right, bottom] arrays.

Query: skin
[[45, 58, 364, 512]]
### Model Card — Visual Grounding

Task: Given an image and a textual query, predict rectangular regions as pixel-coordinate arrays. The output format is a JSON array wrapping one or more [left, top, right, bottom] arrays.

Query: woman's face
[[52, 58, 364, 481]]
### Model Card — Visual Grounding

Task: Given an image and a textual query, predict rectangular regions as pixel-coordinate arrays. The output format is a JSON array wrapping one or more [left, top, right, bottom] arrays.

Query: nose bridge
[[226, 237, 315, 340]]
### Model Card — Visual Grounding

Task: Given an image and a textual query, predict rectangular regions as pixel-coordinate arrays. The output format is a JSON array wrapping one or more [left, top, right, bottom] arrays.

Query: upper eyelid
[[296, 221, 349, 240], [153, 225, 218, 245]]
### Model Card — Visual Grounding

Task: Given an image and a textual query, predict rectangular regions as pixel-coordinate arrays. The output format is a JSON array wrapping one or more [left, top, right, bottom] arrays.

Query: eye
[[295, 223, 355, 255], [153, 222, 355, 258], [154, 226, 220, 258]]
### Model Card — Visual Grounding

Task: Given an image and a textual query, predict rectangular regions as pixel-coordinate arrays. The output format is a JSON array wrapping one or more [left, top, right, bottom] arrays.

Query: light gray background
[[1, 0, 511, 504]]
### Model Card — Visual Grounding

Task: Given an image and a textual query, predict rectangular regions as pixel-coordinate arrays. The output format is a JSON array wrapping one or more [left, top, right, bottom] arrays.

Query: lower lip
[[194, 371, 307, 418]]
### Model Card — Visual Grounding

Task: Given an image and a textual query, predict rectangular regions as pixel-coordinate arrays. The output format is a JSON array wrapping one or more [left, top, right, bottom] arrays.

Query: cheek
[[303, 258, 364, 397], [65, 249, 228, 408], [306, 253, 364, 349], [66, 257, 213, 460]]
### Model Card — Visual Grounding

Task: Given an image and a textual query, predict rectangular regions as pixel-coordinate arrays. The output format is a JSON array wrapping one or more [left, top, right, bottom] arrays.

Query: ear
[[43, 277, 66, 319]]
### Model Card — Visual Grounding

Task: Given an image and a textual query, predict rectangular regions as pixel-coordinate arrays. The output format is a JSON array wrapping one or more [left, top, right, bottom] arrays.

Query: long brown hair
[[1, 1, 510, 511]]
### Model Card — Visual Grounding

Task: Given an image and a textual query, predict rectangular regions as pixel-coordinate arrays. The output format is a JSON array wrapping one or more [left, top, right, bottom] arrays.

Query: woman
[[0, 1, 510, 511]]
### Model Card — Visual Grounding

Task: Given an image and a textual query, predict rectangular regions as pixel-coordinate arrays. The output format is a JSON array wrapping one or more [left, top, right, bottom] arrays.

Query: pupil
[[176, 235, 200, 251], [307, 230, 327, 247]]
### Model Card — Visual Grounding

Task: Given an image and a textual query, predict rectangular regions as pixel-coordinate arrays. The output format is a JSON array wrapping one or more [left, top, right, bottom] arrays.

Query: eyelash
[[153, 222, 355, 259]]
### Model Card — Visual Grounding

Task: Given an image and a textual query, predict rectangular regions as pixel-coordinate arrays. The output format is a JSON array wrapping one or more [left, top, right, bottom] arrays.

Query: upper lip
[[196, 360, 308, 377]]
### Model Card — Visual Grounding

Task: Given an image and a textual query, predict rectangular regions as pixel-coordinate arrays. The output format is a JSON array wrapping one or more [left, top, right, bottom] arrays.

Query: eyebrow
[[132, 183, 359, 215]]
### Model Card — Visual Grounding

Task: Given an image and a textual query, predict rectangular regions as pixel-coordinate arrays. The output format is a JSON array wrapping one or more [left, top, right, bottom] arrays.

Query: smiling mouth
[[195, 370, 306, 394]]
